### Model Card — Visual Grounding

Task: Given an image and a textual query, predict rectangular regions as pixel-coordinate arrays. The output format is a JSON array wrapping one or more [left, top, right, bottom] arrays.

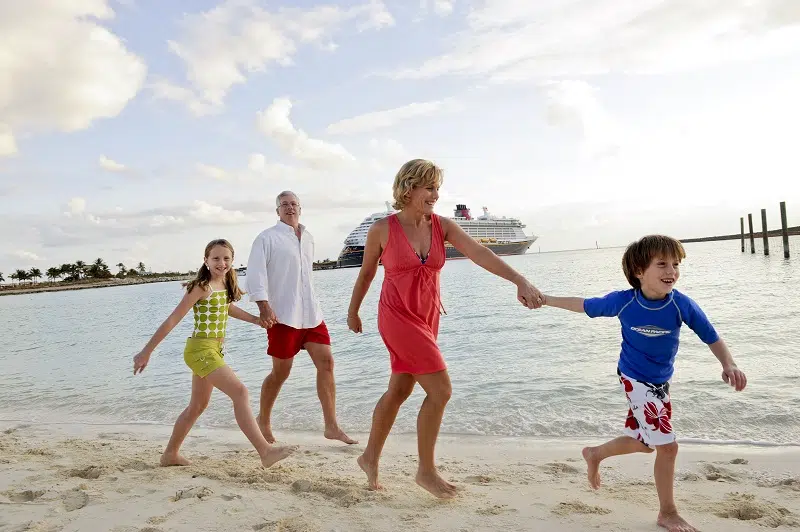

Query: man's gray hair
[[275, 190, 299, 207]]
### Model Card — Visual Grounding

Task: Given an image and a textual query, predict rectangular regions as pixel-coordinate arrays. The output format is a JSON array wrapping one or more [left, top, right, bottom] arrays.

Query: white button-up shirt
[[245, 221, 323, 330]]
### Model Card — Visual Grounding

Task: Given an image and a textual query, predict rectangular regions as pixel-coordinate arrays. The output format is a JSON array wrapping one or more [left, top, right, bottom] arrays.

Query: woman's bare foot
[[259, 445, 293, 468], [582, 447, 602, 489], [256, 415, 276, 444], [160, 452, 191, 467], [357, 454, 382, 490], [324, 426, 358, 445], [415, 469, 457, 499], [657, 511, 698, 532]]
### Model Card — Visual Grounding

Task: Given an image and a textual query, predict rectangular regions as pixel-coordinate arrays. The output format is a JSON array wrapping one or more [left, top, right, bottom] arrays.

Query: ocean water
[[2, 237, 799, 447]]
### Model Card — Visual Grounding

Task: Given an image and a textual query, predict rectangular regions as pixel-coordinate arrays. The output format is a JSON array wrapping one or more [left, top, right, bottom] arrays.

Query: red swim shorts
[[266, 321, 331, 359]]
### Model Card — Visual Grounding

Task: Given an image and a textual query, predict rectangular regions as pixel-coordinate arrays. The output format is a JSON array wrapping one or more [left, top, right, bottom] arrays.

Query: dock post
[[780, 201, 790, 259], [748, 213, 755, 253], [740, 217, 745, 252], [761, 208, 770, 256]]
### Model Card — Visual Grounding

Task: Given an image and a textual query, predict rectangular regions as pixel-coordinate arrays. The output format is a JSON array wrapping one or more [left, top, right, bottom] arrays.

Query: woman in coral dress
[[347, 159, 544, 499]]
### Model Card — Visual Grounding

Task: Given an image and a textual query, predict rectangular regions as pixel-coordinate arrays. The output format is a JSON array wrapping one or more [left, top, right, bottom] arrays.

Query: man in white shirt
[[246, 190, 357, 446]]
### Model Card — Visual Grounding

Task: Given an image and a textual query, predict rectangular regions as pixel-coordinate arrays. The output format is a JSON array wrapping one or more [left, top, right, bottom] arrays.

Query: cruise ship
[[336, 203, 538, 268]]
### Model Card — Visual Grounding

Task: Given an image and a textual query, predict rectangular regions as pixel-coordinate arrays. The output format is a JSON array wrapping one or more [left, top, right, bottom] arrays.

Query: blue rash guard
[[583, 289, 719, 384]]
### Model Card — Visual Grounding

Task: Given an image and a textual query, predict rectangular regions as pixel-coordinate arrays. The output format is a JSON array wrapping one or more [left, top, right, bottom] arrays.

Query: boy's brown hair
[[622, 235, 686, 290]]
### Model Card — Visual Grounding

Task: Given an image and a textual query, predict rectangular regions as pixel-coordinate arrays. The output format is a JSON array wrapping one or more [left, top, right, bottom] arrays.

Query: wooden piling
[[740, 217, 745, 252], [781, 201, 790, 259], [748, 213, 755, 253], [761, 208, 769, 256]]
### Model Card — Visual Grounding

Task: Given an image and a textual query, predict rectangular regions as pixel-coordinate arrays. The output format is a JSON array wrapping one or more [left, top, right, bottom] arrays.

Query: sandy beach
[[1, 421, 798, 531]]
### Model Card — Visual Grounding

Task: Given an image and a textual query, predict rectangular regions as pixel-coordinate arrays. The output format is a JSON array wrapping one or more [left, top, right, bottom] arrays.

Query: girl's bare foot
[[324, 426, 358, 445], [415, 469, 457, 499], [357, 454, 382, 490], [256, 415, 276, 444], [160, 453, 191, 467], [657, 511, 698, 532], [582, 447, 602, 489], [260, 445, 293, 468]]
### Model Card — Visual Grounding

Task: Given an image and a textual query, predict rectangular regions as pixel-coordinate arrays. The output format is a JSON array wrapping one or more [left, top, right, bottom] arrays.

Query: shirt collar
[[635, 289, 674, 310], [275, 220, 304, 233]]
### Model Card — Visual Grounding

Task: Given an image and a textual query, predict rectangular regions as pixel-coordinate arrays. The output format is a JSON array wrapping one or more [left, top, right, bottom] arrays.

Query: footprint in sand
[[172, 486, 213, 501], [541, 462, 580, 475], [729, 458, 749, 465], [5, 489, 46, 502], [701, 464, 738, 482], [69, 465, 104, 480], [552, 500, 612, 516], [476, 504, 518, 516], [712, 492, 799, 528], [253, 516, 320, 532], [464, 475, 493, 485], [62, 488, 89, 512]]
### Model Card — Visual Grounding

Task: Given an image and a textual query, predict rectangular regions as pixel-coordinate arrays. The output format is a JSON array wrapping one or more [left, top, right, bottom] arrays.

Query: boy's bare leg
[[654, 442, 697, 532], [582, 436, 653, 489]]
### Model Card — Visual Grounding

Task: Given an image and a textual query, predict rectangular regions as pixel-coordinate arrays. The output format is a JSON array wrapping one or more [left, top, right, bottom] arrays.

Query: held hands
[[259, 304, 277, 329], [722, 365, 747, 392], [133, 351, 151, 375], [347, 314, 363, 333], [515, 277, 544, 309]]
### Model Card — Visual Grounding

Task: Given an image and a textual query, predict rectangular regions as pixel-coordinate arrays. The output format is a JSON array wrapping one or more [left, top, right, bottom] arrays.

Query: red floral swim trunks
[[618, 370, 675, 448]]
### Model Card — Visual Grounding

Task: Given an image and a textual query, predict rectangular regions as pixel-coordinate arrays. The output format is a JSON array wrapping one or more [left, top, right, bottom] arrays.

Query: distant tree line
[[0, 259, 150, 285]]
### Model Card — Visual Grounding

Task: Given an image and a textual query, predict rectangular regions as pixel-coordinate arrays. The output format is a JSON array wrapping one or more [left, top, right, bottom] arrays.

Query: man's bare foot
[[657, 511, 698, 532], [160, 452, 191, 467], [256, 414, 276, 444], [582, 446, 601, 489], [260, 445, 293, 468], [324, 426, 358, 445], [415, 469, 457, 499], [357, 454, 382, 490]]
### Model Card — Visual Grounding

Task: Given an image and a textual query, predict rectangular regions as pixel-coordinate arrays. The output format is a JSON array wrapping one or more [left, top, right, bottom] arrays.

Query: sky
[[2, 0, 800, 274]]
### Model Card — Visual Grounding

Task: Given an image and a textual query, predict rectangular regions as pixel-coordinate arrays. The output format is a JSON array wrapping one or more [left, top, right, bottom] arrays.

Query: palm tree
[[137, 262, 146, 274], [46, 267, 61, 282], [116, 262, 127, 275], [0, 272, 4, 283], [28, 268, 42, 283], [74, 260, 87, 280], [15, 269, 29, 284], [9, 271, 18, 283]]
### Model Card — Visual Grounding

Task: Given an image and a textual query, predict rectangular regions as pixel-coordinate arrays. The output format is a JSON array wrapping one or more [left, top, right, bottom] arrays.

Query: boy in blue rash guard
[[542, 235, 747, 532]]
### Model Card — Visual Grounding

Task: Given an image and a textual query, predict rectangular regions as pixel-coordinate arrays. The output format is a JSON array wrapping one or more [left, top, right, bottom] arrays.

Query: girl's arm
[[133, 286, 207, 374], [542, 295, 586, 313], [440, 217, 543, 308], [228, 303, 261, 326], [347, 221, 386, 333]]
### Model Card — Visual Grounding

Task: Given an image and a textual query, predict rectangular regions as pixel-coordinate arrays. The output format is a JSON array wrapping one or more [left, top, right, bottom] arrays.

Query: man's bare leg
[[257, 357, 293, 443], [306, 342, 357, 444], [357, 374, 415, 490], [582, 436, 653, 489]]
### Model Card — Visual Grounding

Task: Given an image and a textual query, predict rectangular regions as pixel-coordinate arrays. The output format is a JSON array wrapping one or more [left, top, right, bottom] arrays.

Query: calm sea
[[2, 237, 799, 446]]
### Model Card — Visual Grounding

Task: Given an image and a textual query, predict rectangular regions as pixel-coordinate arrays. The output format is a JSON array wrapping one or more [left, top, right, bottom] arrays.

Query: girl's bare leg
[[161, 374, 213, 466]]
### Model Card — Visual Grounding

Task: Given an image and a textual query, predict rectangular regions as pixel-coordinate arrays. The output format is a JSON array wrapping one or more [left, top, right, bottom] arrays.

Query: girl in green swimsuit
[[133, 239, 293, 468]]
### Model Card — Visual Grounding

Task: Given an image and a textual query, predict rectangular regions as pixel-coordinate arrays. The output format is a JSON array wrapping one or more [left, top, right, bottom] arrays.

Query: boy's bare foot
[[260, 445, 293, 468], [415, 469, 458, 499], [256, 415, 276, 444], [324, 426, 358, 445], [357, 454, 382, 490], [582, 447, 602, 489], [160, 453, 191, 467], [657, 511, 698, 532]]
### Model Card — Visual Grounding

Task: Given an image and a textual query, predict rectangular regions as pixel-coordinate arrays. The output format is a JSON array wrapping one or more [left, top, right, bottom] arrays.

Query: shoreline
[[1, 420, 798, 531], [0, 274, 193, 297]]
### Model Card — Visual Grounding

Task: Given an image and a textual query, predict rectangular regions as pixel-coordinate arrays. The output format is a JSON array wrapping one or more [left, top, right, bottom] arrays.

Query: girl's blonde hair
[[184, 239, 244, 302], [392, 159, 444, 210]]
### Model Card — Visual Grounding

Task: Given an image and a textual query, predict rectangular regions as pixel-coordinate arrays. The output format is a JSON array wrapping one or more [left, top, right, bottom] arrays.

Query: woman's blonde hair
[[392, 159, 443, 210], [184, 239, 244, 302]]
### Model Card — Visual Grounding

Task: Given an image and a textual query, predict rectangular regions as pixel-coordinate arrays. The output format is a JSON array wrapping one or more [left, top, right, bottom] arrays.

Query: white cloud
[[154, 0, 394, 115], [248, 153, 266, 172], [257, 98, 357, 169], [0, 1, 146, 150], [0, 124, 17, 157], [191, 200, 259, 224], [13, 250, 42, 262], [326, 99, 459, 135], [98, 155, 127, 173], [196, 163, 230, 181], [392, 0, 800, 81], [421, 0, 455, 17], [67, 197, 87, 216], [538, 80, 621, 157]]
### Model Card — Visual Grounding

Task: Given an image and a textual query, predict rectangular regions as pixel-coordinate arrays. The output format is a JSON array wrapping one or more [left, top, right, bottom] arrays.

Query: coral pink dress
[[378, 214, 447, 374]]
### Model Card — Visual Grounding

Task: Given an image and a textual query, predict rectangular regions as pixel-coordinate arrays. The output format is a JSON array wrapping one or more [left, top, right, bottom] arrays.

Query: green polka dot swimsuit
[[192, 289, 230, 338]]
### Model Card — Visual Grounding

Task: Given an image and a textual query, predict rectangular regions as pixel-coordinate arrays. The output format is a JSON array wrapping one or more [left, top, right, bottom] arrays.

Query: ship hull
[[336, 238, 537, 269]]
